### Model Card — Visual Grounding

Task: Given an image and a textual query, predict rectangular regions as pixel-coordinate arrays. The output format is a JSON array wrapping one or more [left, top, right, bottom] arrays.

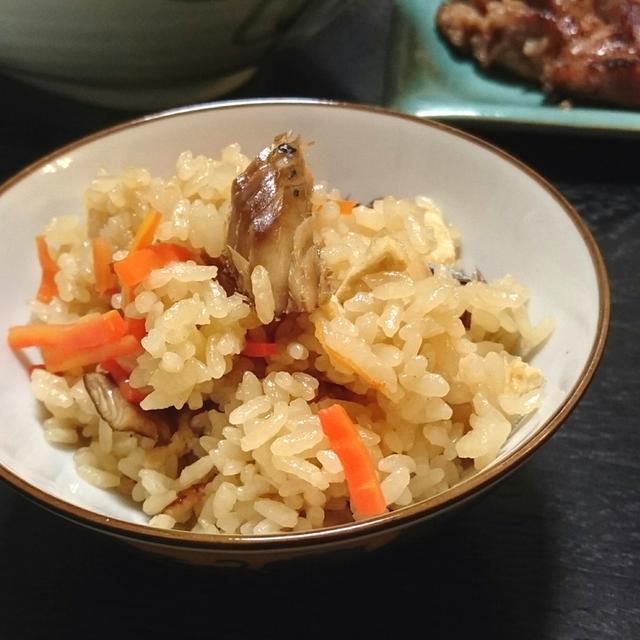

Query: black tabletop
[[1, 2, 638, 639]]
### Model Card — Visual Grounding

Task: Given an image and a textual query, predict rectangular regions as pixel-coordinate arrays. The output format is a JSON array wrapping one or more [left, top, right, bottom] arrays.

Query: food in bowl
[[7, 133, 553, 535], [437, 0, 640, 108]]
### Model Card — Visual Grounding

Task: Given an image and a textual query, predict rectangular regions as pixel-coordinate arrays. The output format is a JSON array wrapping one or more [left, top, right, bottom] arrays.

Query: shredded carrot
[[131, 211, 162, 251], [118, 380, 148, 404], [92, 237, 117, 295], [338, 199, 358, 215], [318, 404, 386, 517], [124, 317, 147, 341], [241, 341, 279, 358], [8, 310, 127, 351], [100, 358, 148, 403], [121, 285, 132, 308], [114, 242, 192, 288], [28, 364, 46, 374], [35, 235, 59, 303], [114, 250, 162, 288], [99, 358, 130, 381], [42, 334, 142, 373]]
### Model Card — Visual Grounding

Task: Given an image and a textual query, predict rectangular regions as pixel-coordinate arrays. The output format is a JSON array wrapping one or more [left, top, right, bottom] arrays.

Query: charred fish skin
[[229, 132, 312, 239], [227, 132, 314, 316]]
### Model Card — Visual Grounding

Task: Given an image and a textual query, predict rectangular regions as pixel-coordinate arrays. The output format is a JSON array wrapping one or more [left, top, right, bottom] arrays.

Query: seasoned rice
[[24, 140, 552, 534]]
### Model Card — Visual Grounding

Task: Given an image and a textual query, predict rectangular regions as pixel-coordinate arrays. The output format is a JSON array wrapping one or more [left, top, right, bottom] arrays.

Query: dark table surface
[[1, 2, 638, 639]]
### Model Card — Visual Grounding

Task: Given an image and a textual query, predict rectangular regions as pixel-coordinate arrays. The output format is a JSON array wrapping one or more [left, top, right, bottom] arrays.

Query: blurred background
[[0, 0, 356, 111], [0, 0, 387, 175], [1, 0, 636, 183]]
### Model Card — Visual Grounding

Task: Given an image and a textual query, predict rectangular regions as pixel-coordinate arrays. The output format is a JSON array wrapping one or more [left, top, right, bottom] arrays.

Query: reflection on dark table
[[0, 2, 638, 639]]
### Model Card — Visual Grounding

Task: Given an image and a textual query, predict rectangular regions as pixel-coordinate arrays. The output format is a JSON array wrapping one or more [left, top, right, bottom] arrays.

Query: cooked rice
[[27, 142, 553, 534]]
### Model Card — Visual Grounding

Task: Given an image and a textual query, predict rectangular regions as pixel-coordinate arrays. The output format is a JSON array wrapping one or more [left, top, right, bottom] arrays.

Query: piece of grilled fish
[[226, 132, 324, 317]]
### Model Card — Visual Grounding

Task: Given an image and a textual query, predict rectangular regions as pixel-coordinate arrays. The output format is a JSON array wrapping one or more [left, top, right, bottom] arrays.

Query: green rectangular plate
[[388, 0, 640, 135]]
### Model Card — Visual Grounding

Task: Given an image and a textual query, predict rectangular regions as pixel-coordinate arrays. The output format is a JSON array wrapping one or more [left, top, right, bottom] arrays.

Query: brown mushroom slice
[[227, 132, 314, 316], [83, 372, 160, 440]]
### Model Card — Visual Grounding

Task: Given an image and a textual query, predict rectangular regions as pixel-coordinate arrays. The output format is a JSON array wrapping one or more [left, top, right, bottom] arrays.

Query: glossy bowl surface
[[0, 100, 609, 565]]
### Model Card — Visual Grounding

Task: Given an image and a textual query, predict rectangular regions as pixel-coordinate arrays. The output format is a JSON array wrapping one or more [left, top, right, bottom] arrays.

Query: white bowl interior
[[0, 102, 602, 525]]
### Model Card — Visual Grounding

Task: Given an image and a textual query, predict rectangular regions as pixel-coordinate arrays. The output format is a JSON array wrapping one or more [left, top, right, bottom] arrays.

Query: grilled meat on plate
[[437, 0, 640, 108]]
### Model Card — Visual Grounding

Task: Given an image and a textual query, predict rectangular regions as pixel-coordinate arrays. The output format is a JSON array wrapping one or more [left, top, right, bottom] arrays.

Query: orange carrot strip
[[152, 242, 193, 263], [318, 404, 386, 517], [92, 237, 117, 295], [28, 364, 46, 374], [99, 358, 130, 381], [124, 317, 147, 341], [118, 381, 148, 404], [121, 285, 132, 308], [7, 310, 127, 350], [100, 358, 148, 404], [114, 243, 192, 288], [241, 341, 279, 358], [115, 249, 163, 288], [35, 235, 59, 303], [131, 211, 162, 251], [338, 200, 358, 215], [42, 334, 142, 373]]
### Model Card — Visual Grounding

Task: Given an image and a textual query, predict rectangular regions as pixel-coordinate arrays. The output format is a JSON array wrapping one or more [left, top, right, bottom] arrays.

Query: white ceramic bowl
[[0, 100, 609, 565], [0, 0, 347, 110]]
